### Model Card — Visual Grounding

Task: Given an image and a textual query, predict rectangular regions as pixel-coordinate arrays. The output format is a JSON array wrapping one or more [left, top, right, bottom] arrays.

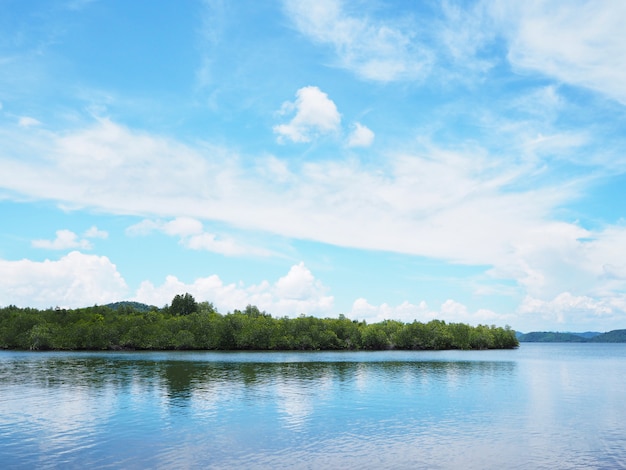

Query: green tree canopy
[[169, 293, 198, 316], [0, 301, 519, 351]]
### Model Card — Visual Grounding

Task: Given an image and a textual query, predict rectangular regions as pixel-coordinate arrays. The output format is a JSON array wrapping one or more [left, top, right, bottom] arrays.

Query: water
[[1, 344, 625, 469]]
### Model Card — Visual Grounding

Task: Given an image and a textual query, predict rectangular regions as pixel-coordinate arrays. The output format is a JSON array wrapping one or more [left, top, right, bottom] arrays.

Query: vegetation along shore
[[0, 294, 518, 351]]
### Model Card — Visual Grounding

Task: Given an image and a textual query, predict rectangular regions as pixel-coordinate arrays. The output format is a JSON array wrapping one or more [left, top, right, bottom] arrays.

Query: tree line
[[0, 294, 518, 351]]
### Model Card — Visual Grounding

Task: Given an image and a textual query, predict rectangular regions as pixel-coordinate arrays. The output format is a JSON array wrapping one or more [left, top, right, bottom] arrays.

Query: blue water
[[1, 344, 625, 469]]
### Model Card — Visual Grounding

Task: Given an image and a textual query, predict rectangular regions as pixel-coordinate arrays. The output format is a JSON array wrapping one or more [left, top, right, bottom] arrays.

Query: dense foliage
[[0, 295, 519, 351]]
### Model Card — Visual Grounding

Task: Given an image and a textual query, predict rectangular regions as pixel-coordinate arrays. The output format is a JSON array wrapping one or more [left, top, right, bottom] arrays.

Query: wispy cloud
[[0, 120, 597, 257], [127, 217, 273, 257], [434, 0, 497, 79], [283, 0, 432, 82], [490, 0, 626, 104], [18, 116, 41, 128]]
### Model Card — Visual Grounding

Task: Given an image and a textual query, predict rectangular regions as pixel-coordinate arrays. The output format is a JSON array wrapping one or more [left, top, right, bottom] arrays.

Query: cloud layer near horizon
[[0, 251, 510, 326]]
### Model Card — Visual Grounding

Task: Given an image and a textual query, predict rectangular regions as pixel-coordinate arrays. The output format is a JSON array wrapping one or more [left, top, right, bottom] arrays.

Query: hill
[[104, 301, 155, 312], [517, 331, 588, 342], [575, 331, 602, 339], [518, 330, 625, 342], [590, 329, 626, 343]]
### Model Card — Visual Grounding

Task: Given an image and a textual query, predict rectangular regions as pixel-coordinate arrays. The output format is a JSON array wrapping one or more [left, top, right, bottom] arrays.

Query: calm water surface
[[1, 344, 625, 469]]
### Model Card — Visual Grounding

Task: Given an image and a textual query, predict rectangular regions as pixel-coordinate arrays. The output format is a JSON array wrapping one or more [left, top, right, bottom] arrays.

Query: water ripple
[[1, 346, 626, 469]]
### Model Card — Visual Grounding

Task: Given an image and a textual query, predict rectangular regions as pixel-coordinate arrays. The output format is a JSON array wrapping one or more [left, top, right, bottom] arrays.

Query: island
[[0, 293, 519, 351]]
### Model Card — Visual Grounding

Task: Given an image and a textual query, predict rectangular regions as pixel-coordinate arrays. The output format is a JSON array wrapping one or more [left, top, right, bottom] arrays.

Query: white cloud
[[162, 217, 204, 237], [18, 116, 41, 127], [490, 0, 626, 104], [350, 297, 511, 326], [125, 219, 161, 236], [32, 226, 108, 251], [185, 232, 272, 257], [512, 85, 564, 119], [0, 120, 583, 260], [351, 298, 433, 324], [519, 292, 626, 331], [492, 223, 626, 302], [127, 217, 272, 257], [84, 225, 109, 239], [32, 229, 92, 250], [0, 251, 128, 308], [346, 122, 374, 147], [134, 262, 334, 317], [1, 117, 624, 328], [283, 0, 431, 82], [431, 1, 626, 102], [274, 262, 321, 300], [274, 86, 341, 143], [438, 0, 494, 72]]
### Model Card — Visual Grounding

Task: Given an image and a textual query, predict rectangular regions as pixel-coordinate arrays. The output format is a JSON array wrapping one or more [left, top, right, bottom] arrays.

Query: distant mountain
[[517, 331, 588, 342], [575, 331, 602, 339], [104, 301, 155, 312], [590, 329, 626, 343], [518, 330, 623, 342]]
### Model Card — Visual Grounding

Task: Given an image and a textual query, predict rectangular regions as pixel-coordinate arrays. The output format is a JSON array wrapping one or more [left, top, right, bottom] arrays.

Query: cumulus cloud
[[32, 230, 92, 250], [519, 292, 626, 331], [134, 262, 334, 316], [274, 262, 322, 300], [351, 297, 511, 326], [0, 251, 128, 308], [0, 253, 332, 317], [346, 122, 374, 147], [32, 226, 108, 250], [84, 225, 109, 239], [274, 86, 341, 143], [283, 0, 431, 81]]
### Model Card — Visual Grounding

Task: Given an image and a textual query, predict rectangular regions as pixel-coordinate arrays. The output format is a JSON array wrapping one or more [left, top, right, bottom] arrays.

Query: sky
[[1, 0, 626, 333]]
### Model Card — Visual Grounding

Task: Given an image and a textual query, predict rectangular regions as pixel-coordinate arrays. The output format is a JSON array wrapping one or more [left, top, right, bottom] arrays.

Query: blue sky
[[1, 0, 626, 332]]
